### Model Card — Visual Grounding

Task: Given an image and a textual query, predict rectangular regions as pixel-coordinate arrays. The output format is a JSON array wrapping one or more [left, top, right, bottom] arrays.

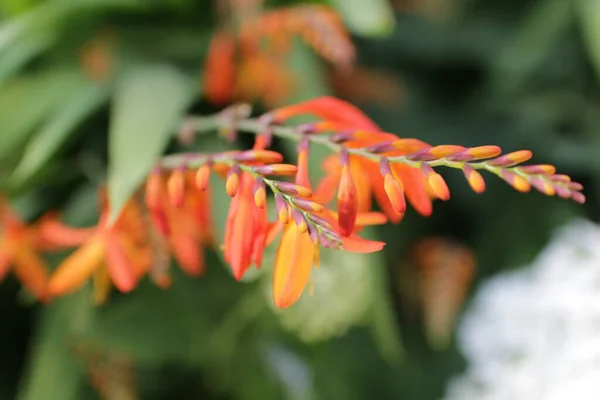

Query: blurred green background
[[0, 0, 597, 399]]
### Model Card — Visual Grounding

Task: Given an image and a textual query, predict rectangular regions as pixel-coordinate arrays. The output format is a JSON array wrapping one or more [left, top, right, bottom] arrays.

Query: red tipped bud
[[379, 157, 393, 177], [273, 182, 313, 198], [449, 145, 502, 162], [274, 193, 289, 224], [253, 164, 298, 176], [291, 198, 324, 213], [292, 209, 308, 233], [463, 165, 485, 194], [167, 168, 185, 207], [383, 173, 406, 215], [306, 213, 334, 230], [571, 191, 586, 204], [307, 223, 319, 244], [254, 178, 267, 208], [519, 164, 556, 175], [235, 150, 283, 163], [428, 145, 466, 158], [337, 164, 357, 237], [427, 172, 450, 200], [550, 174, 571, 183], [225, 165, 240, 197], [488, 150, 532, 167], [145, 169, 162, 211], [195, 164, 211, 191], [499, 170, 531, 192], [530, 178, 556, 196]]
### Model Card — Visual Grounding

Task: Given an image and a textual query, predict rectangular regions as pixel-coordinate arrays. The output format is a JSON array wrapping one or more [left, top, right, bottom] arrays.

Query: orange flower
[[204, 5, 355, 106], [272, 208, 386, 308], [0, 198, 91, 302], [270, 142, 386, 308], [269, 96, 437, 222], [146, 170, 213, 280], [48, 196, 151, 299], [235, 51, 295, 108], [204, 29, 237, 105]]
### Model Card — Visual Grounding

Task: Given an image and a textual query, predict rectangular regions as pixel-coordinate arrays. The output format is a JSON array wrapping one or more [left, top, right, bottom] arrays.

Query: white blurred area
[[443, 219, 600, 400]]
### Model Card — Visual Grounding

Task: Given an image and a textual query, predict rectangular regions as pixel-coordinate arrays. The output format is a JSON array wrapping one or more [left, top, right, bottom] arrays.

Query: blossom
[[202, 5, 355, 107], [269, 140, 386, 308], [223, 171, 270, 279], [267, 96, 438, 226], [444, 219, 600, 400], [146, 169, 213, 280], [0, 198, 91, 301], [222, 140, 271, 280], [204, 29, 236, 106], [48, 195, 151, 300]]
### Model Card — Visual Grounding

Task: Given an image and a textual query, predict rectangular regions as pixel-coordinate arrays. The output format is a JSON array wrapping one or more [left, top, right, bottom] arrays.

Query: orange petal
[[12, 246, 49, 302], [337, 165, 358, 237], [0, 238, 14, 282], [37, 213, 95, 249], [270, 96, 380, 131], [392, 164, 433, 217], [265, 221, 284, 246], [355, 212, 388, 226], [428, 172, 450, 201], [350, 158, 373, 213], [168, 169, 186, 207], [105, 233, 139, 293], [48, 235, 105, 297], [273, 224, 315, 308], [170, 230, 205, 276], [204, 30, 236, 105], [297, 143, 311, 189], [342, 236, 386, 253], [383, 173, 406, 215]]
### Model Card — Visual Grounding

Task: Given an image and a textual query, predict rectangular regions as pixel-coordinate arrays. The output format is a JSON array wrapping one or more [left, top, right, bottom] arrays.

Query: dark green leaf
[[10, 81, 111, 187], [17, 290, 95, 400], [0, 68, 85, 162]]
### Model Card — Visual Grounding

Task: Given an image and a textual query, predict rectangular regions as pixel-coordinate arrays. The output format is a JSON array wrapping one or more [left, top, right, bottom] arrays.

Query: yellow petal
[[48, 235, 105, 297], [273, 224, 315, 308]]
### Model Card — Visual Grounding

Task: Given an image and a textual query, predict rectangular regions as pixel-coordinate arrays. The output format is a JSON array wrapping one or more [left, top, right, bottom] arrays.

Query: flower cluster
[[204, 3, 354, 106], [0, 96, 585, 308]]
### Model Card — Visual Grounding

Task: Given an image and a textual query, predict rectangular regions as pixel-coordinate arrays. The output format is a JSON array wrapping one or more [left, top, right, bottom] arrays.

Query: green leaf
[[107, 65, 195, 222], [17, 290, 95, 400], [328, 0, 395, 37], [490, 0, 573, 97], [10, 81, 111, 187], [0, 2, 65, 56], [369, 251, 404, 364], [0, 33, 55, 88], [0, 68, 85, 162], [578, 0, 600, 81]]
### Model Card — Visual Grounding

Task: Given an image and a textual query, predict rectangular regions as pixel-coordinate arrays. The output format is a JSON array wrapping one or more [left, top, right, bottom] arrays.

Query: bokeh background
[[0, 0, 598, 399]]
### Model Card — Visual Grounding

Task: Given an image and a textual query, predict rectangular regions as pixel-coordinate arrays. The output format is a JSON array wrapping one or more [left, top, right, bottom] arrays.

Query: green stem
[[186, 115, 522, 176], [181, 113, 582, 201]]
